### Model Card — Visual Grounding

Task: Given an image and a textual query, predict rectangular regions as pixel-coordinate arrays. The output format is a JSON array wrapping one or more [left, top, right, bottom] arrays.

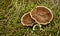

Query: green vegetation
[[0, 0, 60, 36]]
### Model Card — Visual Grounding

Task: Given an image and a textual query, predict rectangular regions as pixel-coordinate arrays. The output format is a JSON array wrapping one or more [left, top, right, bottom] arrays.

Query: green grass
[[0, 0, 60, 36]]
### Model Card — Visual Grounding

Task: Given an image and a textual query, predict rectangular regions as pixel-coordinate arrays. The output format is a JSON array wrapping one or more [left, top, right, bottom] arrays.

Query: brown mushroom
[[30, 6, 53, 25], [21, 12, 35, 26]]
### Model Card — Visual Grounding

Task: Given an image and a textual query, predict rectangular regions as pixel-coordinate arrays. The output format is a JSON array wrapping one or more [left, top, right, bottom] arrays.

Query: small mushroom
[[30, 6, 53, 25], [21, 12, 35, 26]]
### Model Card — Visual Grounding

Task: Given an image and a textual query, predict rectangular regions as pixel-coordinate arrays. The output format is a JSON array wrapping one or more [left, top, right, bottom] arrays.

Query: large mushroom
[[21, 12, 35, 26], [30, 6, 53, 25]]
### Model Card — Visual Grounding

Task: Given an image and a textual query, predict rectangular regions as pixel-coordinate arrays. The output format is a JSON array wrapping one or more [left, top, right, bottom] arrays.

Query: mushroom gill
[[30, 6, 53, 25], [21, 12, 35, 26]]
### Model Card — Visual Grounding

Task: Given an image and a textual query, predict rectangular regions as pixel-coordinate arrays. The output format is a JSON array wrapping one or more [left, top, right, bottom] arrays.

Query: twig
[[53, 19, 59, 29], [57, 31, 60, 36]]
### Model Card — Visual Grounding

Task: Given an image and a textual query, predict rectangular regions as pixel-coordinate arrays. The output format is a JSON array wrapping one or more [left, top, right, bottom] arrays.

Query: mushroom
[[21, 12, 35, 26], [30, 6, 53, 25]]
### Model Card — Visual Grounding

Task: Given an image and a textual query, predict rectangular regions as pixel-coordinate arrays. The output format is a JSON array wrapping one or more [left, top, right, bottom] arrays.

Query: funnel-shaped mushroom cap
[[21, 12, 35, 26], [30, 6, 53, 25]]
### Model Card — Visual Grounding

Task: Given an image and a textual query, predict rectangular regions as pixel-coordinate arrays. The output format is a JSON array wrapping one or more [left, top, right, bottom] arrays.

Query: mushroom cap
[[21, 12, 35, 26], [30, 6, 53, 25]]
